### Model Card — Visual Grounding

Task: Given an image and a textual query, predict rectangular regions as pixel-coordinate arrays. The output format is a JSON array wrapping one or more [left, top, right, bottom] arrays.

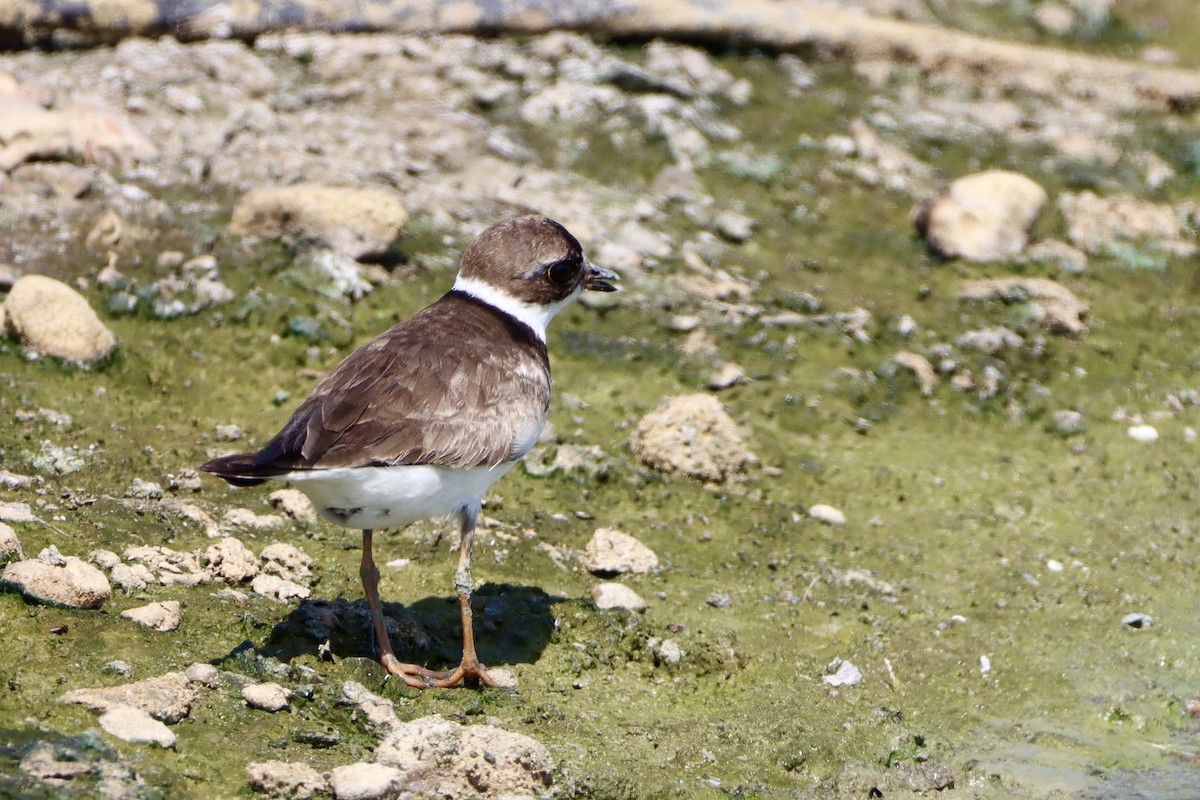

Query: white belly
[[283, 463, 516, 529]]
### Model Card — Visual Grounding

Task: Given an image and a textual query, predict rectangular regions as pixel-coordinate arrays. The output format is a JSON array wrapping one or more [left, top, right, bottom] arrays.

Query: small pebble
[[822, 659, 862, 687], [1051, 410, 1086, 436], [103, 660, 133, 677], [808, 504, 846, 526], [705, 593, 733, 608], [215, 424, 244, 441], [592, 582, 647, 611], [185, 662, 220, 687], [1127, 424, 1158, 442], [1046, 559, 1064, 572], [243, 682, 290, 712]]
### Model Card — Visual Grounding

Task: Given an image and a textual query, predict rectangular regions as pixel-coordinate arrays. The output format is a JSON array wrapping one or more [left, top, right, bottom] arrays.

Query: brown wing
[[241, 293, 551, 474]]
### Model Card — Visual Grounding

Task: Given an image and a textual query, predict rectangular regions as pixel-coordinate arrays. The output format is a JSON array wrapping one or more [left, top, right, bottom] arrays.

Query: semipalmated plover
[[203, 215, 617, 688]]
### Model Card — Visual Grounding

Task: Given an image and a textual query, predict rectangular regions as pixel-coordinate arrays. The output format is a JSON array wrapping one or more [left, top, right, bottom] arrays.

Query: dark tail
[[200, 452, 284, 487]]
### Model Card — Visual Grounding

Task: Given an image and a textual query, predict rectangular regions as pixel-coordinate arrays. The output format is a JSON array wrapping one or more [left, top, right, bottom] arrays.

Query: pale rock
[[243, 682, 290, 712], [0, 522, 23, 566], [110, 562, 155, 593], [205, 536, 260, 583], [0, 469, 35, 489], [63, 105, 158, 169], [60, 671, 196, 723], [247, 761, 328, 800], [1032, 3, 1077, 35], [373, 715, 553, 799], [632, 394, 755, 481], [1026, 239, 1087, 274], [215, 424, 243, 441], [329, 763, 402, 800], [592, 582, 648, 611], [2, 547, 110, 609], [341, 681, 400, 730], [0, 96, 71, 168], [252, 573, 311, 602], [956, 327, 1024, 355], [222, 508, 286, 532], [1051, 410, 1086, 436], [229, 184, 409, 260], [0, 502, 37, 523], [823, 659, 863, 687], [260, 542, 315, 584], [172, 502, 221, 537], [184, 663, 220, 688], [648, 636, 684, 664], [707, 361, 747, 390], [808, 504, 847, 526], [892, 351, 936, 396], [522, 443, 610, 478], [88, 549, 121, 570], [1059, 191, 1195, 257], [913, 170, 1046, 262], [580, 528, 659, 575], [98, 705, 176, 749], [124, 545, 208, 587], [124, 478, 163, 500], [959, 276, 1087, 335], [1128, 424, 1158, 442], [120, 600, 181, 632], [267, 488, 317, 524], [2, 275, 116, 363]]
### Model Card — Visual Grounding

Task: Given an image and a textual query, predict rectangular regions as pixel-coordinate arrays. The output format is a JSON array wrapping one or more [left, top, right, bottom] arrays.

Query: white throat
[[452, 275, 578, 343]]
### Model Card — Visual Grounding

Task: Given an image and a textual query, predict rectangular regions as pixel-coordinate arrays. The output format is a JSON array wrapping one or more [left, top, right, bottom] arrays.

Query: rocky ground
[[2, 0, 1200, 798]]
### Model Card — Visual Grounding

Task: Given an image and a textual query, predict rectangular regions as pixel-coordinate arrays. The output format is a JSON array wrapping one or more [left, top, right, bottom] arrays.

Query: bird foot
[[380, 654, 496, 689]]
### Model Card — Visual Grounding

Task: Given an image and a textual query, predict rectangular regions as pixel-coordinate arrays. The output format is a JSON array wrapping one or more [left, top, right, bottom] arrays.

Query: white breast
[[284, 462, 516, 529]]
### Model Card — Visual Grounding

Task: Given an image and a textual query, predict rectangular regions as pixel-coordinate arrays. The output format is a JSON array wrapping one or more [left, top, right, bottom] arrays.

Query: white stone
[[913, 170, 1046, 262], [252, 573, 311, 602], [0, 522, 23, 566], [3, 275, 116, 363], [808, 504, 847, 526], [205, 536, 260, 583], [580, 528, 659, 575], [242, 682, 290, 712], [98, 705, 176, 749], [247, 761, 328, 799], [592, 582, 648, 611], [1127, 424, 1159, 442], [632, 394, 755, 481], [373, 715, 553, 798], [822, 660, 863, 687], [184, 663, 220, 687], [2, 550, 111, 609], [267, 488, 317, 524], [120, 600, 181, 631], [329, 763, 402, 800]]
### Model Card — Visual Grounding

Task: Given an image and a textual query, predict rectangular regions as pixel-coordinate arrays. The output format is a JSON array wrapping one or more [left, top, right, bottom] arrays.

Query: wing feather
[[249, 293, 551, 473]]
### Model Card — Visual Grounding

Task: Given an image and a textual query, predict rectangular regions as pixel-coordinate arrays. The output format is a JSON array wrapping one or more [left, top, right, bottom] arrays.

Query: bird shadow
[[252, 582, 560, 675]]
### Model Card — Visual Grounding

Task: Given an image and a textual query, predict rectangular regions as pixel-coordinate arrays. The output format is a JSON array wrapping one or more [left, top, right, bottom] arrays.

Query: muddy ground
[[1, 1, 1200, 797]]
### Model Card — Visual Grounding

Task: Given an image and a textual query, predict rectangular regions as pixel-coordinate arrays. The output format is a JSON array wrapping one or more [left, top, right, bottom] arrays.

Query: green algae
[[3, 23, 1200, 800]]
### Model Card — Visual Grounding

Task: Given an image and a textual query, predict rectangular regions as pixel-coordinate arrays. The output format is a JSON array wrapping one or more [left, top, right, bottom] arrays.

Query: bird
[[201, 215, 617, 688]]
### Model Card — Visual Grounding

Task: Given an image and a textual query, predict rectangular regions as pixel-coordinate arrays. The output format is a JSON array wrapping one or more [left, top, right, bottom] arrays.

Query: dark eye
[[545, 258, 579, 286]]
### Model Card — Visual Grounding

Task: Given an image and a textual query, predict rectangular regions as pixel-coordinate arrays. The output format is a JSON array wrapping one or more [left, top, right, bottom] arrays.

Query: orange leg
[[359, 529, 449, 689], [427, 507, 497, 688]]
